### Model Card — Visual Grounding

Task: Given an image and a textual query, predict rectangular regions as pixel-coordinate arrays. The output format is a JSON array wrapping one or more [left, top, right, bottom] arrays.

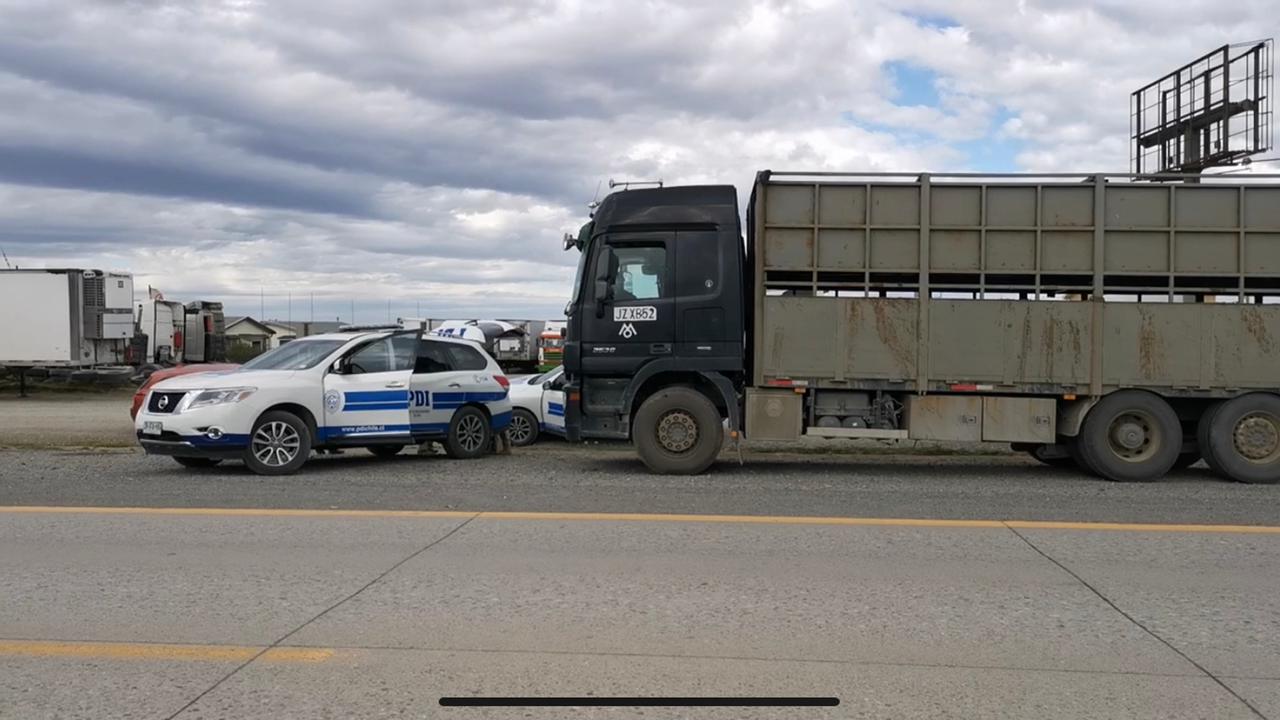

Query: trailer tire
[[1077, 391, 1180, 482], [1200, 393, 1280, 484], [634, 387, 723, 475]]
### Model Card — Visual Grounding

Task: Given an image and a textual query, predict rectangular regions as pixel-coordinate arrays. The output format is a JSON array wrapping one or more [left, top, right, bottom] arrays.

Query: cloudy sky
[[0, 0, 1272, 322]]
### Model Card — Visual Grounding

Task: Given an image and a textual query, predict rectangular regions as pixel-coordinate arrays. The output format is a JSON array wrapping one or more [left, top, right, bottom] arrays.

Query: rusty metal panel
[[928, 301, 1006, 383], [1013, 302, 1092, 385], [763, 228, 812, 269], [760, 296, 838, 378], [983, 397, 1056, 443], [745, 388, 803, 441], [1175, 187, 1238, 228], [818, 185, 866, 225], [1207, 305, 1280, 387], [1106, 186, 1169, 227], [1105, 232, 1169, 272], [817, 229, 864, 269], [869, 229, 919, 269], [841, 299, 916, 381], [1175, 233, 1238, 273], [765, 184, 813, 225], [1042, 187, 1094, 226], [1102, 304, 1202, 387], [1040, 231, 1093, 271], [905, 396, 982, 441], [869, 185, 920, 225], [931, 186, 981, 225], [930, 230, 981, 270], [1245, 233, 1280, 273], [985, 186, 1037, 225]]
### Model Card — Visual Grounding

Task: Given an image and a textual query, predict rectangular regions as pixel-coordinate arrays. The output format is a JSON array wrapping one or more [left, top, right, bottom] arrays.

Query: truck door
[[322, 332, 418, 443], [580, 232, 676, 375]]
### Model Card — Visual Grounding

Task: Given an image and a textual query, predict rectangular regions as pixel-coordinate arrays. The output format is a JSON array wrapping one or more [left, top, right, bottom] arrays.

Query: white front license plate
[[143, 421, 163, 436]]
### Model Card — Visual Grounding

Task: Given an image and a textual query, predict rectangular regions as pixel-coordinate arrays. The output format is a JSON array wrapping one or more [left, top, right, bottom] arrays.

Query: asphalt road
[[2, 443, 1279, 525], [3, 441, 1280, 719]]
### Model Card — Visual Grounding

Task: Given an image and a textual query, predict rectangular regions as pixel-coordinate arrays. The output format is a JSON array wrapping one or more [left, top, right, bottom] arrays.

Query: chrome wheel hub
[[458, 415, 486, 452], [252, 421, 301, 467]]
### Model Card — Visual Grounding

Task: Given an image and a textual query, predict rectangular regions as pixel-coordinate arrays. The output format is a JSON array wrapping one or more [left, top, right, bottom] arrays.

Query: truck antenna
[[0, 246, 11, 269], [587, 180, 603, 211], [608, 178, 664, 191]]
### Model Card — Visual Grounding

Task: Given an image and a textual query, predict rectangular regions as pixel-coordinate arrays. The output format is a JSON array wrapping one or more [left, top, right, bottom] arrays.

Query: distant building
[[225, 316, 275, 354], [262, 320, 298, 348]]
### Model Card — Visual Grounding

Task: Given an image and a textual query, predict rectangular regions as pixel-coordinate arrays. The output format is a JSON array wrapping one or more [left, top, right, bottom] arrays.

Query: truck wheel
[[1200, 393, 1280, 484], [173, 456, 222, 469], [507, 409, 540, 447], [634, 387, 724, 475], [1076, 391, 1180, 482], [367, 445, 405, 458], [445, 406, 491, 459], [1197, 402, 1226, 476], [243, 410, 312, 476]]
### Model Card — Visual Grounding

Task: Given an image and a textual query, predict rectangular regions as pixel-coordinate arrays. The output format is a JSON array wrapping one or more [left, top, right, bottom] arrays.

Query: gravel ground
[[0, 391, 137, 447]]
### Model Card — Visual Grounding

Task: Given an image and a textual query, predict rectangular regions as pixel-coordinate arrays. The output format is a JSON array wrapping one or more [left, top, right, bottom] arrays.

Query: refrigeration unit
[[0, 268, 136, 366]]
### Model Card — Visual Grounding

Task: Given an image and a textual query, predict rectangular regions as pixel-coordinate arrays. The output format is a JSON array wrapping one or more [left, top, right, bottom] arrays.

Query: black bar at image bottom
[[439, 697, 840, 707]]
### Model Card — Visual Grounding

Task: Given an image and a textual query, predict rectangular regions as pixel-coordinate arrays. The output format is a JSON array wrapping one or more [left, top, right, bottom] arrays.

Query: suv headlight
[[184, 387, 257, 411]]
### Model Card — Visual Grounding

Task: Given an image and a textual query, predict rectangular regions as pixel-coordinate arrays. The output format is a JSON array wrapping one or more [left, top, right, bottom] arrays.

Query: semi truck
[[560, 171, 1280, 484]]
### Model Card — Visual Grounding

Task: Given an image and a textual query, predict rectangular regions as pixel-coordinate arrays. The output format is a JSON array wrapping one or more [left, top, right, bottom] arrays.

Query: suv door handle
[[448, 383, 462, 388], [385, 381, 406, 388], [649, 343, 671, 355]]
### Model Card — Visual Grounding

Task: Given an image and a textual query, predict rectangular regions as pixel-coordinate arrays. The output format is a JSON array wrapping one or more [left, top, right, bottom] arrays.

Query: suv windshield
[[240, 339, 346, 370]]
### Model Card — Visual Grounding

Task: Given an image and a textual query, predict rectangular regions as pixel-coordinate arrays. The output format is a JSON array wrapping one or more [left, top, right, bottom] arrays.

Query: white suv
[[134, 328, 512, 475]]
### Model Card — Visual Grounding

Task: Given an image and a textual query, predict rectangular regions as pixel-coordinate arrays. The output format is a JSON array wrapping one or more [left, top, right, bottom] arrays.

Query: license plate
[[143, 421, 163, 436], [614, 305, 657, 322]]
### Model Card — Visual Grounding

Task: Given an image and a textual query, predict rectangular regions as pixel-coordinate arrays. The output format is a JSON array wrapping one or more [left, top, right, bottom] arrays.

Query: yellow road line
[[2, 505, 1279, 534], [0, 640, 333, 663]]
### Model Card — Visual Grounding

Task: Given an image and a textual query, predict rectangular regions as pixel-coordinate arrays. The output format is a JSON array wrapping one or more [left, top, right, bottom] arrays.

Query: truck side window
[[415, 340, 454, 374], [603, 245, 666, 301]]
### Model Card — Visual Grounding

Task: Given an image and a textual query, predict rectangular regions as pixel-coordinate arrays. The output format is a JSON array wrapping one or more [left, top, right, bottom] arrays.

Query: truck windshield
[[240, 339, 346, 370]]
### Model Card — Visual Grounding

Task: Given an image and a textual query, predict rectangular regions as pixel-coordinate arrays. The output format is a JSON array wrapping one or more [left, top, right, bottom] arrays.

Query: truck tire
[[507, 408, 540, 447], [633, 387, 724, 475], [1197, 402, 1226, 476], [1076, 391, 1180, 482], [1199, 393, 1280, 484], [243, 410, 312, 476], [173, 456, 222, 469], [444, 406, 491, 459]]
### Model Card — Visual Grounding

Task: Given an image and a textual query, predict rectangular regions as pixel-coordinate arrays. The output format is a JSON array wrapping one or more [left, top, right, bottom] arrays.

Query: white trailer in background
[[135, 297, 187, 364], [0, 268, 135, 366]]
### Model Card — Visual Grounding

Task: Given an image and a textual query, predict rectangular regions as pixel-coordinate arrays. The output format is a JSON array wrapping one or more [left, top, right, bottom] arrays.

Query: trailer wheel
[[634, 387, 723, 474], [1076, 391, 1180, 482], [1200, 393, 1280, 484]]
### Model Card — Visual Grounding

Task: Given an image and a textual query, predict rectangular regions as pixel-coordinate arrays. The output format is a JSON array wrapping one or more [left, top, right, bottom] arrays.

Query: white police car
[[505, 365, 566, 446], [134, 327, 512, 475]]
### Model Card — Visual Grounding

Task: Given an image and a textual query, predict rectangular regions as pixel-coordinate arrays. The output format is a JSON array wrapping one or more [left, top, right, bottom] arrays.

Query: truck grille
[[148, 391, 186, 414]]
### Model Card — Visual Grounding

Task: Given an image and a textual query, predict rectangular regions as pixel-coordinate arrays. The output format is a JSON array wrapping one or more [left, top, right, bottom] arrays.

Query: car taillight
[[494, 375, 510, 389]]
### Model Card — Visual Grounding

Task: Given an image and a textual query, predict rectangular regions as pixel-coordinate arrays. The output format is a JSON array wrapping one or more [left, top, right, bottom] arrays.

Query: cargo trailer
[[560, 171, 1280, 484], [0, 268, 135, 366]]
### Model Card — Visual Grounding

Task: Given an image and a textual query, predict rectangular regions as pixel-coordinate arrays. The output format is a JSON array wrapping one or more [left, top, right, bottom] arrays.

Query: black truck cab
[[562, 185, 745, 469]]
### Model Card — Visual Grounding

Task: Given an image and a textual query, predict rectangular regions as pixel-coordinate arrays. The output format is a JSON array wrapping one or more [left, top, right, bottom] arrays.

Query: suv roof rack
[[336, 323, 403, 332]]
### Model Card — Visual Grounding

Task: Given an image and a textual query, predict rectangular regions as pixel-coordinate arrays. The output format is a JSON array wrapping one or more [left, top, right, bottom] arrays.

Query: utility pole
[[259, 287, 264, 321], [350, 299, 355, 325]]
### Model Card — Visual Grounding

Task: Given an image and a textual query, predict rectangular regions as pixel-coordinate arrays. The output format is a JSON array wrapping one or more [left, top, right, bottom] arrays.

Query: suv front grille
[[148, 391, 187, 414]]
